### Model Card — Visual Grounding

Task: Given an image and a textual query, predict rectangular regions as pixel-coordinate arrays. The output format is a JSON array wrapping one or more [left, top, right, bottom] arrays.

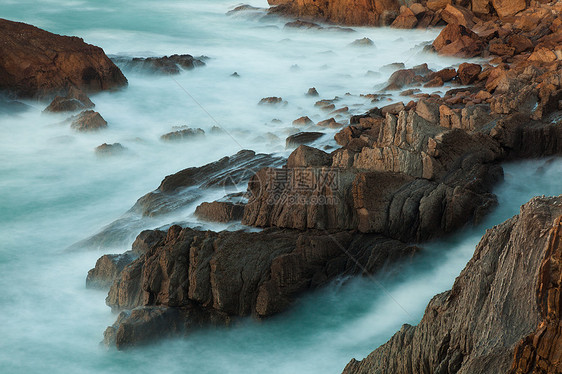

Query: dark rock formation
[[99, 225, 418, 348], [86, 252, 136, 289], [343, 196, 562, 374], [194, 201, 245, 222], [286, 131, 325, 147], [95, 143, 126, 156], [259, 96, 286, 105], [112, 54, 206, 75], [0, 18, 127, 98], [160, 128, 205, 142]]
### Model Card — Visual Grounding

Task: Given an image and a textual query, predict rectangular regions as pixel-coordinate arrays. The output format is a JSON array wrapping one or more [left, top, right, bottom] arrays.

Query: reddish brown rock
[[441, 4, 474, 27], [426, 0, 451, 11], [391, 7, 418, 29], [431, 68, 457, 82], [267, 0, 402, 26], [433, 23, 484, 57], [70, 110, 107, 131], [457, 62, 482, 85], [292, 116, 314, 126], [0, 19, 127, 98], [492, 0, 526, 18]]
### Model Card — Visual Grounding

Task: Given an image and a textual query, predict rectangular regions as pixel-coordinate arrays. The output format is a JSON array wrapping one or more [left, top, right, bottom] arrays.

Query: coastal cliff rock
[[97, 226, 417, 348], [267, 0, 535, 26], [510, 214, 562, 374], [0, 19, 127, 98], [343, 196, 562, 374]]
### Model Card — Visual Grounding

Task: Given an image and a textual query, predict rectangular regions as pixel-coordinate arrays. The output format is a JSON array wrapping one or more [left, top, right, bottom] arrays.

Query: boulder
[[286, 131, 325, 147], [70, 110, 107, 131], [306, 87, 319, 96], [0, 19, 127, 98], [292, 116, 314, 126], [457, 63, 482, 85], [432, 24, 484, 57], [492, 0, 526, 18], [95, 143, 126, 156], [43, 87, 94, 113], [391, 8, 418, 29], [286, 145, 332, 168]]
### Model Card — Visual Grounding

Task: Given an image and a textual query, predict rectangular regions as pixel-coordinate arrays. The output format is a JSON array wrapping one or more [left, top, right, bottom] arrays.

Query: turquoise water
[[0, 1, 561, 373]]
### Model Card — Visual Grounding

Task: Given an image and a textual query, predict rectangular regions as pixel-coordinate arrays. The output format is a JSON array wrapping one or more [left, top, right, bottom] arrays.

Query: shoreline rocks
[[85, 0, 562, 356], [92, 225, 418, 348], [343, 196, 562, 374], [0, 18, 127, 99]]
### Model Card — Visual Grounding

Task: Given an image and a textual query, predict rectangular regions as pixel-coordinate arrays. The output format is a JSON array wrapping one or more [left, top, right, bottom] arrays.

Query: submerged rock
[[95, 143, 126, 156], [0, 19, 127, 98], [112, 54, 206, 75], [258, 97, 286, 105], [160, 128, 205, 142], [70, 110, 107, 131]]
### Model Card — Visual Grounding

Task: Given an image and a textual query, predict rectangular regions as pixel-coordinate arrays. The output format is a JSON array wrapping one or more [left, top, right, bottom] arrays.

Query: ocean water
[[0, 0, 561, 373]]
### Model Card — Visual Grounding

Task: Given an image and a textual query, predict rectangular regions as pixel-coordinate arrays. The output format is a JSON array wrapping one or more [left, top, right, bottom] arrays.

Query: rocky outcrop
[[343, 196, 562, 374], [267, 0, 536, 27], [268, 0, 402, 26], [0, 19, 127, 98], [243, 106, 505, 242], [111, 54, 206, 75], [98, 225, 418, 348], [510, 214, 562, 374]]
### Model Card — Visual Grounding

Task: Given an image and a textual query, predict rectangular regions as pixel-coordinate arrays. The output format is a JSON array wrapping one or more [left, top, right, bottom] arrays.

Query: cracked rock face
[[93, 225, 417, 348], [0, 19, 127, 98], [343, 196, 562, 374]]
